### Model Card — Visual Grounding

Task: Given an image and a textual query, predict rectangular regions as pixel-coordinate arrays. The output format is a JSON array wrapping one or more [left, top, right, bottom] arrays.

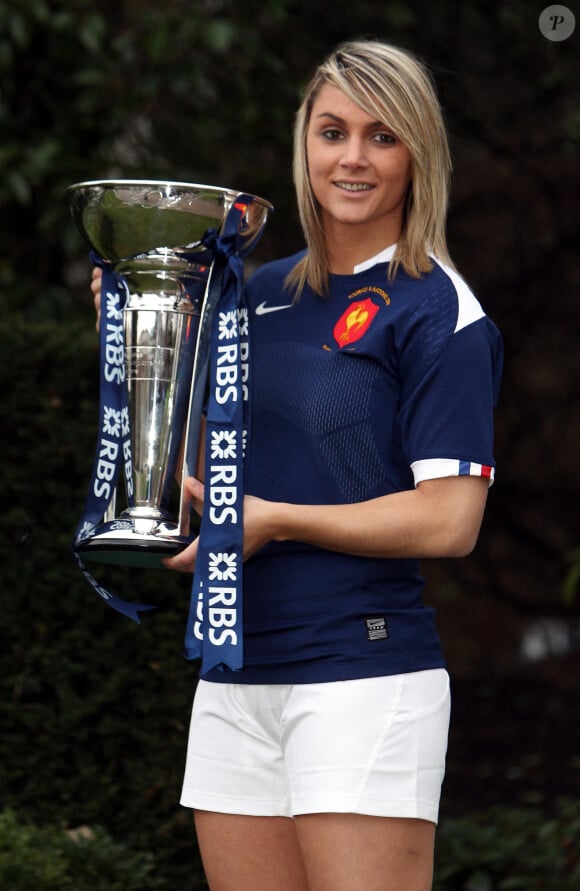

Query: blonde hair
[[287, 40, 454, 296]]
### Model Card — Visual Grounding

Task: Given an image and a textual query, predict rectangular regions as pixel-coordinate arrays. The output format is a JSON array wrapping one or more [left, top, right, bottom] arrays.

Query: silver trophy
[[69, 179, 272, 568]]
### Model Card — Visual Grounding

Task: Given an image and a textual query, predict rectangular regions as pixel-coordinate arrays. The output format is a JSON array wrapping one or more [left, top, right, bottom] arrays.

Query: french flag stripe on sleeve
[[459, 460, 493, 478], [460, 461, 494, 479]]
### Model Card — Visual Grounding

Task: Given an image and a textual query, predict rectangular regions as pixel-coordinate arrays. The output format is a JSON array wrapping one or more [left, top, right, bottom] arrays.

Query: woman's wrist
[[269, 500, 294, 543]]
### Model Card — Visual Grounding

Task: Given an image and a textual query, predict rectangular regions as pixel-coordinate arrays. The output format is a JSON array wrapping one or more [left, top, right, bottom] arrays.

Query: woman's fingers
[[162, 479, 205, 574], [162, 536, 200, 574], [91, 267, 102, 332]]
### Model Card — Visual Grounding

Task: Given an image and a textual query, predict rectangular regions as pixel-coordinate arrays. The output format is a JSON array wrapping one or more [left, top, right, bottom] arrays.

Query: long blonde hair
[[287, 40, 454, 296]]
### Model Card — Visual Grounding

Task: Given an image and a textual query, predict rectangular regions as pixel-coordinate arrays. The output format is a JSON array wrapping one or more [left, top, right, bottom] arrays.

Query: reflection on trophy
[[69, 180, 272, 568]]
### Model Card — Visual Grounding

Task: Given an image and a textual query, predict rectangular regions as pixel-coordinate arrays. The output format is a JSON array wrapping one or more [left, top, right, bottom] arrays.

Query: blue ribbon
[[183, 197, 256, 672], [73, 255, 155, 622]]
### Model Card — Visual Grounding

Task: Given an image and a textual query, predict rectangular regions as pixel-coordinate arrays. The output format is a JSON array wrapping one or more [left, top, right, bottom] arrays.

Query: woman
[[93, 40, 502, 891]]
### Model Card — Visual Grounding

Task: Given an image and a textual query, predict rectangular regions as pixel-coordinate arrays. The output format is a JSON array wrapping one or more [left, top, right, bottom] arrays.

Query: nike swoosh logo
[[255, 301, 293, 315]]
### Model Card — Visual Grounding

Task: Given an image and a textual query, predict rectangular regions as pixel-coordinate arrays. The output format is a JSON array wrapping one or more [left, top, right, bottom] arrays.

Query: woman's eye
[[321, 128, 343, 141], [374, 132, 396, 145]]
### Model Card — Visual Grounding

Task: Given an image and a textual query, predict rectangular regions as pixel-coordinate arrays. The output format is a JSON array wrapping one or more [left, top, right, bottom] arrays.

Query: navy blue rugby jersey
[[201, 248, 503, 684]]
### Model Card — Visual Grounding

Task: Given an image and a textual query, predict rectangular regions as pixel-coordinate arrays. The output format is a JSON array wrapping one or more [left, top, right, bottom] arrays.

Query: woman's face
[[305, 83, 412, 246]]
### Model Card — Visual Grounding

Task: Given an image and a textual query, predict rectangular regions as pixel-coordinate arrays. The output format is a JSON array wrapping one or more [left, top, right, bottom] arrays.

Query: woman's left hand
[[162, 477, 279, 574], [162, 477, 203, 573]]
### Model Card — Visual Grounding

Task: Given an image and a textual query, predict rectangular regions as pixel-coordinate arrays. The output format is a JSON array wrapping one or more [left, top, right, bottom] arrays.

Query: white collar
[[353, 243, 397, 274]]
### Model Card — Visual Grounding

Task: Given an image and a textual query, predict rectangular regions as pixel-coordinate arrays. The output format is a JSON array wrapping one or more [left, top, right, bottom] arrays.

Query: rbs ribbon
[[72, 255, 155, 622], [183, 198, 255, 673]]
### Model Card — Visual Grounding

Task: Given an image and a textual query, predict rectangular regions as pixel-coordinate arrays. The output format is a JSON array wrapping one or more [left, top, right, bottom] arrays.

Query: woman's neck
[[324, 218, 401, 274]]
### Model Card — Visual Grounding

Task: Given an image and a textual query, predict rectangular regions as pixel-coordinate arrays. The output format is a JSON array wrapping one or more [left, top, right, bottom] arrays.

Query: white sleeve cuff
[[411, 458, 495, 487]]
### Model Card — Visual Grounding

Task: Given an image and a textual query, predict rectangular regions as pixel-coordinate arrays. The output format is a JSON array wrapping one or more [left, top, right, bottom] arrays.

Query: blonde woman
[[93, 39, 502, 891]]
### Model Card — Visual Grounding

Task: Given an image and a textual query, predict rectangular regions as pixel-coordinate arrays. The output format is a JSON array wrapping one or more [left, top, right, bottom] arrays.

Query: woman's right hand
[[91, 266, 102, 332]]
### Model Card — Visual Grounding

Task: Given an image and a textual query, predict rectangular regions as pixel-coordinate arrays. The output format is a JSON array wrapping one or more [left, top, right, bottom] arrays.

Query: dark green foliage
[[0, 317, 203, 886], [0, 809, 162, 891], [434, 800, 580, 891]]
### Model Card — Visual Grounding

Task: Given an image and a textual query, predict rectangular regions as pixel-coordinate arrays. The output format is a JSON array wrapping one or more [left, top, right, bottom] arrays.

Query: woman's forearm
[[266, 476, 489, 560]]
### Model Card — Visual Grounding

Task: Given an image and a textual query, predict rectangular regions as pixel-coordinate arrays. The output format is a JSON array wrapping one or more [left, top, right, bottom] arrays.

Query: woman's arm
[[163, 474, 489, 573], [260, 475, 488, 559]]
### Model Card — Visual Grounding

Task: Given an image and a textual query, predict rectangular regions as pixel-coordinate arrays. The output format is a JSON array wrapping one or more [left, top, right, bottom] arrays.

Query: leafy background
[[1, 0, 578, 887]]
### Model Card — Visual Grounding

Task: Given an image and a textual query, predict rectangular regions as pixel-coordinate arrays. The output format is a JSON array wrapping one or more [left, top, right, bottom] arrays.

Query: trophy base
[[77, 520, 192, 569]]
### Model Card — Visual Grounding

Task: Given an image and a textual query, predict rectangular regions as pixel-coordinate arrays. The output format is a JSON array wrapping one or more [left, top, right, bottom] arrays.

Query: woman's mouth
[[334, 182, 374, 192]]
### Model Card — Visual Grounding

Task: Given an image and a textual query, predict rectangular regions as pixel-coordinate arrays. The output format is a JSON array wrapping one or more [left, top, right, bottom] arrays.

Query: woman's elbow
[[418, 477, 488, 558], [439, 522, 482, 558], [447, 534, 478, 558]]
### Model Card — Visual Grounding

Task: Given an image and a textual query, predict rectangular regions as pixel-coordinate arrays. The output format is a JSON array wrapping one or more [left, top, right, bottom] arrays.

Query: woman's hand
[[162, 477, 204, 574], [163, 534, 200, 575], [91, 266, 102, 332], [162, 477, 280, 574]]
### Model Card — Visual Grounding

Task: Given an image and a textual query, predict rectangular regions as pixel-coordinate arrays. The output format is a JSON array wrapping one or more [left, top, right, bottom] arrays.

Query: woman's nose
[[340, 136, 369, 168]]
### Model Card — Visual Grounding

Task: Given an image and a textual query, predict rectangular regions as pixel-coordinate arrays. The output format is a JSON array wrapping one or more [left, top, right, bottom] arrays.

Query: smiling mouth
[[334, 182, 374, 192]]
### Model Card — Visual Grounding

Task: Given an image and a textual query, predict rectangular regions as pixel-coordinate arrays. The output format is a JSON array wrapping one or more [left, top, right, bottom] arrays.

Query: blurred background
[[1, 0, 578, 887]]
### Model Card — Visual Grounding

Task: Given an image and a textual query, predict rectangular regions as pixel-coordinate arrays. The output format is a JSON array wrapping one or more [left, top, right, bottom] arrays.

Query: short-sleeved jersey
[[202, 248, 503, 684]]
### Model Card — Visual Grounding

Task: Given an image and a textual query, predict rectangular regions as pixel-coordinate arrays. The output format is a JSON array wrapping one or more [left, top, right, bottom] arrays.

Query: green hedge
[[0, 315, 204, 885], [0, 809, 161, 891], [434, 799, 580, 890]]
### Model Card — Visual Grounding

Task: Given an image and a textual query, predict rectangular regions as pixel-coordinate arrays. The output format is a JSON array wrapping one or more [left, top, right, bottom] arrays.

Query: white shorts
[[180, 669, 450, 824]]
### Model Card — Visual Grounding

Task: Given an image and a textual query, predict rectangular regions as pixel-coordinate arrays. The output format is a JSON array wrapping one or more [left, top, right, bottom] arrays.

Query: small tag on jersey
[[365, 617, 388, 641]]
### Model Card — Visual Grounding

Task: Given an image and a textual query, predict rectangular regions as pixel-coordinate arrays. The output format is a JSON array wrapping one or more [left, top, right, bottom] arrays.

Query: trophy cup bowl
[[69, 179, 272, 567]]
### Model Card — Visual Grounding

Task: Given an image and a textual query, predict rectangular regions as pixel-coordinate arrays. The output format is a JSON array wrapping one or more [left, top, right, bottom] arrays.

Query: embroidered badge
[[333, 298, 379, 347], [365, 617, 388, 641]]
